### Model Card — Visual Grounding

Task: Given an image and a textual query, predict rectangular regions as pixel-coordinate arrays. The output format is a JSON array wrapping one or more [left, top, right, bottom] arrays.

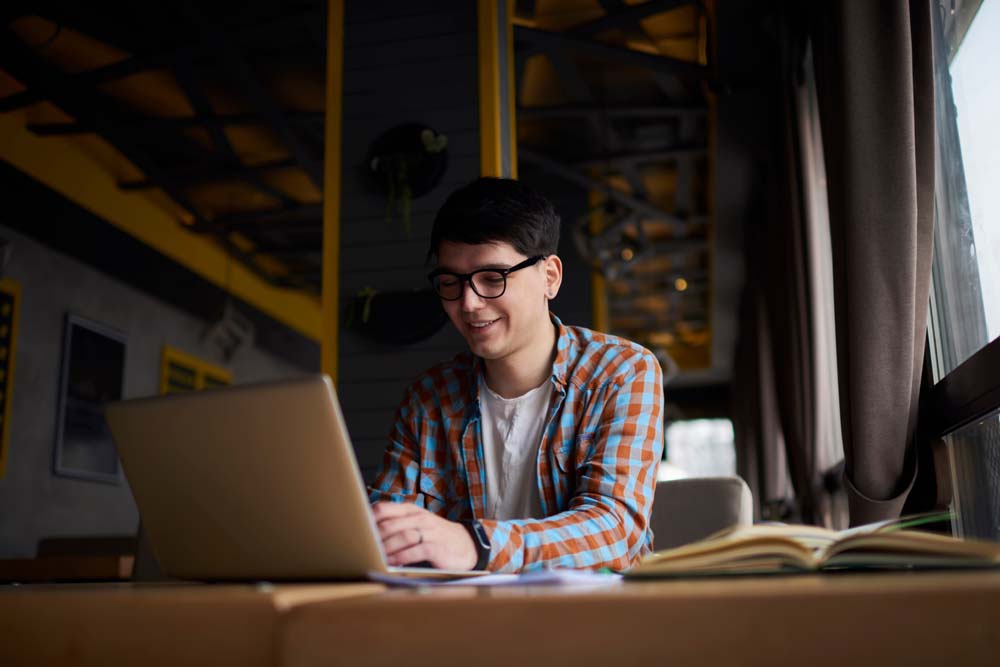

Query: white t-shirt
[[478, 375, 553, 521]]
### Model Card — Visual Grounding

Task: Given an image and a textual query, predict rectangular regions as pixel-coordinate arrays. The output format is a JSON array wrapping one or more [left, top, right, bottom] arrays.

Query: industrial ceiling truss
[[1, 2, 328, 291], [514, 0, 712, 369]]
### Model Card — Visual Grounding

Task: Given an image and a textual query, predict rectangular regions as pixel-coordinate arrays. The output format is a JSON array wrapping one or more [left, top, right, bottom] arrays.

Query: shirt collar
[[549, 313, 571, 390]]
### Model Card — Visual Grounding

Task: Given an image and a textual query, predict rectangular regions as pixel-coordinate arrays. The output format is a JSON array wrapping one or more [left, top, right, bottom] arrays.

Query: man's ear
[[543, 255, 563, 300]]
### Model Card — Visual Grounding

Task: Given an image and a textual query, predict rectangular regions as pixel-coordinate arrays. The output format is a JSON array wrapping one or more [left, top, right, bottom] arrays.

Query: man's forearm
[[479, 496, 649, 572]]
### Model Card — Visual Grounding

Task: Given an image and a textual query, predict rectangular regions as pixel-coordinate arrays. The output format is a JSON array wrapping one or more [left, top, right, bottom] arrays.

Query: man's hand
[[371, 502, 478, 570]]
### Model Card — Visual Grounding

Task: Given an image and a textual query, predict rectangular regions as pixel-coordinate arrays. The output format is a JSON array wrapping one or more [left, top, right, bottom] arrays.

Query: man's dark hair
[[427, 177, 560, 262]]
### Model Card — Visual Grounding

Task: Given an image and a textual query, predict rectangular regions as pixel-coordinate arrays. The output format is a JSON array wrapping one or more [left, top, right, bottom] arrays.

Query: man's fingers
[[382, 527, 425, 558], [386, 543, 434, 568], [370, 502, 471, 569], [376, 516, 426, 542]]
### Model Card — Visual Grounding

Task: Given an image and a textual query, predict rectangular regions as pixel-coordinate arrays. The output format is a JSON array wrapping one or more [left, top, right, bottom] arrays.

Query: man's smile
[[466, 318, 501, 331]]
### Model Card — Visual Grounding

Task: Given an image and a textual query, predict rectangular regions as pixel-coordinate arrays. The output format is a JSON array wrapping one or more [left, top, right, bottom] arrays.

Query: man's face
[[434, 240, 559, 363]]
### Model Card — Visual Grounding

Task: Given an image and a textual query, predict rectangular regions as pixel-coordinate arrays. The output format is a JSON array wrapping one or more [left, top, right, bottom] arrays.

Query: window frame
[[925, 336, 1000, 439]]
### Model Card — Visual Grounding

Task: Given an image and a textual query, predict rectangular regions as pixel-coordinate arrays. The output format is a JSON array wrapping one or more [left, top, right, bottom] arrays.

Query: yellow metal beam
[[588, 189, 609, 332], [590, 271, 609, 332], [0, 112, 322, 341], [322, 0, 344, 381], [478, 0, 516, 178], [0, 279, 20, 480], [505, 1, 518, 180]]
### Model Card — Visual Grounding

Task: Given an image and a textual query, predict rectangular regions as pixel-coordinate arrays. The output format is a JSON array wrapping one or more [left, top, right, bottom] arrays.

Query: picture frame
[[53, 314, 127, 484]]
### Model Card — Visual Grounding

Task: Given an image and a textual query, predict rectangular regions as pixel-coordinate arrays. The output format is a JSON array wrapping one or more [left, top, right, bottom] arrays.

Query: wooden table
[[279, 571, 1000, 667], [0, 582, 383, 667], [2, 571, 998, 667]]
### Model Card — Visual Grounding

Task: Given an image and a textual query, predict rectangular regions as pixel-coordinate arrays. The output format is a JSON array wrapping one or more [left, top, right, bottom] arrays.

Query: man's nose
[[459, 279, 486, 309]]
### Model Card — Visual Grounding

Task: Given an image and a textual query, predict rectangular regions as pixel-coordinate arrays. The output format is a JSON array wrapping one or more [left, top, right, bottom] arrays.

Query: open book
[[628, 512, 1000, 577]]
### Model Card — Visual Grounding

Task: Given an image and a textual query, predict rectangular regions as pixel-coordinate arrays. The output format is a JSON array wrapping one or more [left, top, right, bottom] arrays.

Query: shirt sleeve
[[367, 386, 430, 507], [479, 351, 664, 573]]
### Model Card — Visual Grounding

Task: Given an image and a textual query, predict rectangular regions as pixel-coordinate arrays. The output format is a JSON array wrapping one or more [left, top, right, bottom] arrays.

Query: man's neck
[[484, 320, 558, 399]]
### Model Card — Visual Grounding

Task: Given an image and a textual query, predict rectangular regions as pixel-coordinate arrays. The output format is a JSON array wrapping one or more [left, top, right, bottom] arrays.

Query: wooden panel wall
[[340, 1, 479, 482]]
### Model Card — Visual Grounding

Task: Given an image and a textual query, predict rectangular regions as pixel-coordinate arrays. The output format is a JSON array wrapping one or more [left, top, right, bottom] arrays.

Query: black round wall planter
[[367, 123, 449, 199], [347, 288, 449, 346]]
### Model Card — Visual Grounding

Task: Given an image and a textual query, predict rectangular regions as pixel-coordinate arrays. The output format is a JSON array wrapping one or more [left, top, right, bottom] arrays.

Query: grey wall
[[0, 224, 303, 558], [338, 0, 480, 482]]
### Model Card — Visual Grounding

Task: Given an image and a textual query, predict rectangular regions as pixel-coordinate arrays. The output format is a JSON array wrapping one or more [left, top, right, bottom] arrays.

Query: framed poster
[[53, 314, 126, 483]]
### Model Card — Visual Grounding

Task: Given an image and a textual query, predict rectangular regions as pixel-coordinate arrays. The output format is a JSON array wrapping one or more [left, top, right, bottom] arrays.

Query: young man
[[369, 177, 664, 573]]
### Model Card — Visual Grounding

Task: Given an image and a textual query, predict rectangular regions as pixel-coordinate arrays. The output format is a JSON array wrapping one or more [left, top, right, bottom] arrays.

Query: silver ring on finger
[[416, 527, 423, 545]]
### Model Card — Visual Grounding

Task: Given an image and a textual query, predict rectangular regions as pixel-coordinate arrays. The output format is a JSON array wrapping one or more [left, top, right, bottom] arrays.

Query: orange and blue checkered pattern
[[369, 315, 664, 573]]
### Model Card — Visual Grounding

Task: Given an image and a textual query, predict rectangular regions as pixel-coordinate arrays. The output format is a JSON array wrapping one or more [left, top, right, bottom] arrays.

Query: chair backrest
[[649, 476, 753, 551]]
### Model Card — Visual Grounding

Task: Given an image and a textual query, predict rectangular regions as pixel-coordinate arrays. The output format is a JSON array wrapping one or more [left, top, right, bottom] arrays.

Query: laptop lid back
[[106, 375, 388, 580]]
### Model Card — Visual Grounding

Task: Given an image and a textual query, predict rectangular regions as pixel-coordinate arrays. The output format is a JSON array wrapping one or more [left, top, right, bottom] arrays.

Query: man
[[369, 177, 664, 573]]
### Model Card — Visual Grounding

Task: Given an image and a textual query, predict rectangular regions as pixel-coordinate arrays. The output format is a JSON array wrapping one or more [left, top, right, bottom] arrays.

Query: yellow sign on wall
[[159, 346, 232, 395], [0, 279, 21, 479]]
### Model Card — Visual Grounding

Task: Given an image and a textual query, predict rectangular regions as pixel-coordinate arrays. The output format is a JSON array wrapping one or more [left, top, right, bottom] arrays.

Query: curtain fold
[[733, 194, 794, 522], [764, 17, 819, 524], [796, 43, 847, 530], [733, 283, 793, 521], [732, 290, 762, 521], [733, 7, 840, 526], [812, 0, 935, 525]]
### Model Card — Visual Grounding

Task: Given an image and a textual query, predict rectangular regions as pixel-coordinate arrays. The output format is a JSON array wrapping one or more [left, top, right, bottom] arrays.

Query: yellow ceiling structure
[[1, 11, 330, 341]]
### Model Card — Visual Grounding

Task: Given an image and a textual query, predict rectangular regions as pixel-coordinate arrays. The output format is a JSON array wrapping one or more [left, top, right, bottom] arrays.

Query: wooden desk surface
[[2, 572, 998, 667], [279, 571, 1000, 667], [0, 582, 384, 667]]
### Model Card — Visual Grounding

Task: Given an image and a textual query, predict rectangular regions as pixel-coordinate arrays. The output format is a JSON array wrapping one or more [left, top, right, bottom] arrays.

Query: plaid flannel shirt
[[369, 314, 664, 573]]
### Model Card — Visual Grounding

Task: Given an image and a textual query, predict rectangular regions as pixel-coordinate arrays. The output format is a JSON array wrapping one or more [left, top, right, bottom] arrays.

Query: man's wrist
[[461, 519, 491, 570]]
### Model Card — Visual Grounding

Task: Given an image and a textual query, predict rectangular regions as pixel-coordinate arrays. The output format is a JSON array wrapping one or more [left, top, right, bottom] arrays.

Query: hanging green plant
[[367, 124, 449, 234], [353, 286, 378, 325]]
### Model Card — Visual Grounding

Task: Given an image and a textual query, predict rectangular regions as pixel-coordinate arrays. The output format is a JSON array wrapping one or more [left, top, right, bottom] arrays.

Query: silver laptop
[[105, 375, 481, 581]]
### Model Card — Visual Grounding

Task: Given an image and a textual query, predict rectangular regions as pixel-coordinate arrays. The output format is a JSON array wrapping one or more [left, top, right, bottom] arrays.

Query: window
[[949, 1, 1000, 342], [659, 419, 736, 481], [928, 0, 1000, 542], [945, 407, 1000, 539], [159, 346, 232, 394], [928, 0, 1000, 379]]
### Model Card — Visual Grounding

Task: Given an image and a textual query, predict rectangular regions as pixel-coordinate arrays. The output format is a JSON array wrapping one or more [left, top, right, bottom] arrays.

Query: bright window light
[[660, 418, 736, 480], [951, 0, 1000, 341]]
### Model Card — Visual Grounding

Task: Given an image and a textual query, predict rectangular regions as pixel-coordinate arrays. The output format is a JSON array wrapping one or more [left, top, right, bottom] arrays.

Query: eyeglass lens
[[433, 271, 507, 300]]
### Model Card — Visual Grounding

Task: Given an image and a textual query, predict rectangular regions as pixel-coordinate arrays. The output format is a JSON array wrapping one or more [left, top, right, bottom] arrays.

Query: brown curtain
[[732, 10, 829, 526], [764, 18, 820, 525], [731, 294, 761, 518], [733, 283, 791, 521], [796, 45, 849, 530], [812, 0, 935, 525]]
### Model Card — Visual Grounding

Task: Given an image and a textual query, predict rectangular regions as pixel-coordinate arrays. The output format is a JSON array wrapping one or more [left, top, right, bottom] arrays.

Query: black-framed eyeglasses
[[427, 255, 546, 301]]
